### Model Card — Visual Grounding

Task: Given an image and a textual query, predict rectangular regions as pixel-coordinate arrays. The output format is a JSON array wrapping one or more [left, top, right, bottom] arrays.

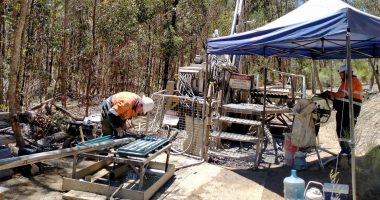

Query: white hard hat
[[142, 95, 154, 113], [339, 65, 347, 73]]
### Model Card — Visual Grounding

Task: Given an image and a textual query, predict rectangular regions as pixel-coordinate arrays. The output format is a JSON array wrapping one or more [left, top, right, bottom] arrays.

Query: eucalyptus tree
[[8, 0, 30, 147], [0, 0, 4, 105]]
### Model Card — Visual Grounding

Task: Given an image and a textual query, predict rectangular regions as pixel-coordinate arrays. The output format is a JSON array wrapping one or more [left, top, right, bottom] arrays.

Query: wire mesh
[[145, 91, 217, 157]]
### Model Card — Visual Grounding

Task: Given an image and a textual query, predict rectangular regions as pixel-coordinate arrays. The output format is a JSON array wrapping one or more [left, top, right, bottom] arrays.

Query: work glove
[[127, 119, 134, 129], [115, 127, 126, 138], [319, 90, 334, 100], [115, 127, 136, 138]]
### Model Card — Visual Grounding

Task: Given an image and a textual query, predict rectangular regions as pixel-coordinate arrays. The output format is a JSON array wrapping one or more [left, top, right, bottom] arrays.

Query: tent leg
[[311, 60, 316, 95], [257, 67, 268, 168], [346, 29, 357, 200], [202, 54, 210, 160]]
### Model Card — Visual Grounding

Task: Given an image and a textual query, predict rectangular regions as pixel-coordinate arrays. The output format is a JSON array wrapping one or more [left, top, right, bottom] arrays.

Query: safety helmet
[[339, 65, 347, 73], [142, 95, 154, 113]]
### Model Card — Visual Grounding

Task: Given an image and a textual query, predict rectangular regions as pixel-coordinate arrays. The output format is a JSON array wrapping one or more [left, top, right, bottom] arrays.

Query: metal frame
[[63, 160, 175, 200], [206, 30, 360, 198], [73, 144, 171, 190], [266, 69, 306, 98], [227, 36, 380, 60], [346, 29, 357, 200]]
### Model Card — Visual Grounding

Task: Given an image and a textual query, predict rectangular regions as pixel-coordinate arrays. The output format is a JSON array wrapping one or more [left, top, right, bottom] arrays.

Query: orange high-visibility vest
[[338, 76, 363, 101], [111, 92, 141, 120]]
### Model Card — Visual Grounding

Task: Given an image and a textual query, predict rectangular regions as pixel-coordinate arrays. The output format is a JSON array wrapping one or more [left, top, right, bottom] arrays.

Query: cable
[[175, 158, 205, 170]]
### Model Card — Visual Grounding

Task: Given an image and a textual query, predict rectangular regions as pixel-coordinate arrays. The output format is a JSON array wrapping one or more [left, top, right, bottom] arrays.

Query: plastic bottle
[[283, 132, 297, 167], [284, 169, 305, 200]]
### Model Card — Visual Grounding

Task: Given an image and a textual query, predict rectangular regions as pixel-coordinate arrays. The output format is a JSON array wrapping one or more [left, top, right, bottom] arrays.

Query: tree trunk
[[145, 24, 152, 95], [21, 0, 35, 109], [369, 58, 380, 92], [162, 0, 179, 90], [315, 60, 324, 93], [60, 0, 70, 108], [0, 0, 4, 105], [8, 0, 29, 147], [85, 0, 97, 116]]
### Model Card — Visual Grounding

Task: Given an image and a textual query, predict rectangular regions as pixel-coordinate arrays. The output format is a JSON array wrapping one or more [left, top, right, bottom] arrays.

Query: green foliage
[[97, 0, 138, 46], [0, 104, 8, 112], [207, 0, 233, 37], [135, 0, 163, 23], [353, 0, 380, 16], [51, 113, 70, 131], [352, 59, 371, 83], [161, 25, 182, 57], [2, 0, 378, 108], [319, 65, 340, 87]]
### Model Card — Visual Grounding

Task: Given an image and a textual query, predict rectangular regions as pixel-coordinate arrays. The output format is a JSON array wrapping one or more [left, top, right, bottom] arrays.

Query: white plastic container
[[323, 183, 349, 200], [304, 181, 323, 200], [284, 169, 305, 200]]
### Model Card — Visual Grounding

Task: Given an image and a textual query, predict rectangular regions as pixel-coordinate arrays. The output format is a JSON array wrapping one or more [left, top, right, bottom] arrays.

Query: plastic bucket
[[304, 181, 323, 200], [283, 133, 297, 166]]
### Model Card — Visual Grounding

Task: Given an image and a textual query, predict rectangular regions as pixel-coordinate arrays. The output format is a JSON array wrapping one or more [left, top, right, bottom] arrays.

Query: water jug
[[294, 151, 307, 170], [284, 169, 305, 200]]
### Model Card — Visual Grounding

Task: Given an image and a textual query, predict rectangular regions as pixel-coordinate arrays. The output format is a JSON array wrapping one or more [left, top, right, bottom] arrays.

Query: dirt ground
[[0, 92, 379, 200]]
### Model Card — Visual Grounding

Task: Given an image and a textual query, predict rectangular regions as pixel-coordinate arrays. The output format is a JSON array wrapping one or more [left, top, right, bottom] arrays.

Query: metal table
[[73, 143, 171, 190], [223, 103, 292, 129], [222, 103, 292, 164]]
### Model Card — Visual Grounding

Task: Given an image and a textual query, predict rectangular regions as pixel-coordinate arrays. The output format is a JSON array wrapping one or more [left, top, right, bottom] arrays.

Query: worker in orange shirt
[[328, 65, 363, 158], [100, 92, 154, 137]]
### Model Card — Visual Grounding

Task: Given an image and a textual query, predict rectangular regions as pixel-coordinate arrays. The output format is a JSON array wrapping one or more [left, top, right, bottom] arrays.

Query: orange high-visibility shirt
[[338, 76, 363, 100], [111, 92, 141, 120]]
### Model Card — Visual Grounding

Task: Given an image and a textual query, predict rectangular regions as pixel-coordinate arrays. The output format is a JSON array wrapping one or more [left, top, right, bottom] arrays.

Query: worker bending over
[[100, 92, 154, 137], [328, 65, 363, 158]]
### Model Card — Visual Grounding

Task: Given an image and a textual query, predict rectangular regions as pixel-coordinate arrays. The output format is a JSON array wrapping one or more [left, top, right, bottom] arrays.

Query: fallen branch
[[0, 127, 12, 134], [45, 131, 70, 143], [30, 98, 55, 111], [52, 103, 82, 121]]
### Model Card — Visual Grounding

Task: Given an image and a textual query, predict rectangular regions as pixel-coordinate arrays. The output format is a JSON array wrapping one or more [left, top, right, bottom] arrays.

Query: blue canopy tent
[[207, 0, 380, 59], [206, 0, 380, 198]]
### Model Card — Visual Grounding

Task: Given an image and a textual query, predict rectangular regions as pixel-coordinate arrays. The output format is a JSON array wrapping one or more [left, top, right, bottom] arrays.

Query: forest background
[[0, 0, 379, 147]]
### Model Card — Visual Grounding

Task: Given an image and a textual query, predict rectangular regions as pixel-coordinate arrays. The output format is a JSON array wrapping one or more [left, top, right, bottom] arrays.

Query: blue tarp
[[207, 0, 380, 59]]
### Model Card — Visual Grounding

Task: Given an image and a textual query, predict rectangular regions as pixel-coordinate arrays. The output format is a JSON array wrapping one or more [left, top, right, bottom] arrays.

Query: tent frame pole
[[202, 54, 210, 160], [346, 29, 357, 200], [257, 67, 267, 169]]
